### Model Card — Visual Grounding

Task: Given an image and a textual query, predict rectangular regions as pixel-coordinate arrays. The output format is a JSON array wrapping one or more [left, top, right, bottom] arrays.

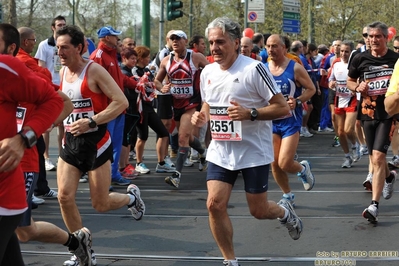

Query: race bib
[[16, 106, 27, 132], [209, 106, 242, 141], [170, 78, 193, 99], [364, 68, 393, 96], [63, 98, 98, 133], [336, 80, 352, 97]]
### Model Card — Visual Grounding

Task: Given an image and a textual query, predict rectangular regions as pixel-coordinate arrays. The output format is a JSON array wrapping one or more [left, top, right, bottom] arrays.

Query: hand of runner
[[0, 135, 25, 172], [192, 111, 207, 127], [228, 100, 250, 121]]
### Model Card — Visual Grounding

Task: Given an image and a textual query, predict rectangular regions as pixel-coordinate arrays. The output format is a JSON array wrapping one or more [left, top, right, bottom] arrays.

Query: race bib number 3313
[[210, 106, 242, 141]]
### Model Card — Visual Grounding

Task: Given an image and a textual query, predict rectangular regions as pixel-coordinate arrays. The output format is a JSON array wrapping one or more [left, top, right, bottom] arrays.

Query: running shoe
[[199, 150, 208, 171], [32, 195, 45, 205], [136, 162, 150, 174], [363, 173, 373, 191], [362, 204, 378, 224], [277, 198, 303, 240], [165, 171, 181, 188], [111, 176, 131, 186], [39, 189, 58, 199], [352, 145, 361, 162], [388, 155, 399, 168], [282, 193, 295, 207], [298, 160, 315, 191], [69, 227, 92, 266], [45, 158, 56, 171], [223, 260, 241, 266], [300, 127, 313, 138], [120, 164, 139, 180], [190, 151, 200, 162], [341, 157, 353, 168], [331, 136, 340, 147], [156, 162, 176, 173], [127, 184, 145, 220], [383, 170, 397, 200], [63, 249, 97, 266], [79, 172, 88, 183], [164, 156, 175, 167], [184, 158, 194, 167], [359, 145, 369, 155]]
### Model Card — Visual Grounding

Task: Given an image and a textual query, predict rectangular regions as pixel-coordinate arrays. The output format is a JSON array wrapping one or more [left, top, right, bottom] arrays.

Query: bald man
[[122, 38, 136, 49], [240, 37, 261, 61]]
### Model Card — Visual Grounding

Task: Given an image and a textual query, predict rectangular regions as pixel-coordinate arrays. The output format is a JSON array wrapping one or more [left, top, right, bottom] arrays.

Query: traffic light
[[167, 0, 183, 21]]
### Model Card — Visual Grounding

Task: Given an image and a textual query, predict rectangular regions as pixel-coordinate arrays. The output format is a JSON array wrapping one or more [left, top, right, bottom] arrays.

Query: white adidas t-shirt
[[201, 54, 280, 170]]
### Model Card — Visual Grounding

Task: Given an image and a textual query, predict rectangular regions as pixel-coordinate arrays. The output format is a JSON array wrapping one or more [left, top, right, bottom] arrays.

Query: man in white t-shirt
[[191, 17, 303, 266], [35, 15, 66, 172]]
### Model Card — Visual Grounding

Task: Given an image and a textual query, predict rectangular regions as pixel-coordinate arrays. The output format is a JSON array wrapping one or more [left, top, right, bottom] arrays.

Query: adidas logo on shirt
[[233, 78, 239, 83]]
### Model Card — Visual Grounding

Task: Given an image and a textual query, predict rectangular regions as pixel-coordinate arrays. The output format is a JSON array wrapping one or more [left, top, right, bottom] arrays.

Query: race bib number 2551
[[209, 106, 242, 141]]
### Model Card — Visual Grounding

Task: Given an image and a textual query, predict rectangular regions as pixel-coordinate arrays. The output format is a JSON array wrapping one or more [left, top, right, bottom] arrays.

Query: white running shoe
[[69, 227, 92, 266], [127, 184, 145, 220], [136, 163, 150, 174], [156, 163, 176, 173], [363, 172, 373, 191], [352, 145, 361, 162], [63, 249, 97, 266], [362, 204, 378, 224], [341, 157, 353, 168], [388, 155, 399, 168], [32, 195, 45, 205], [164, 156, 175, 167], [278, 199, 303, 240], [165, 171, 181, 188], [359, 145, 369, 155], [297, 160, 315, 191], [383, 171, 397, 199], [300, 127, 313, 138], [45, 158, 56, 171], [184, 158, 194, 167]]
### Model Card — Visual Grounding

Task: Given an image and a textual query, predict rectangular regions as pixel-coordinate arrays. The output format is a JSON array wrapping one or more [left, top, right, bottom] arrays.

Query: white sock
[[128, 194, 136, 206]]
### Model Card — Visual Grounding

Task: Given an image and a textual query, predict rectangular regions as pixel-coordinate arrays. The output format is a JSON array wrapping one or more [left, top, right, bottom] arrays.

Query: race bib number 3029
[[209, 106, 242, 141]]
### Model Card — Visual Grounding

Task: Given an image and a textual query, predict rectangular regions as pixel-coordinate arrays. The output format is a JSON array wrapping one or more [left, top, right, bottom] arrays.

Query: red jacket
[[90, 41, 137, 92], [0, 55, 63, 214]]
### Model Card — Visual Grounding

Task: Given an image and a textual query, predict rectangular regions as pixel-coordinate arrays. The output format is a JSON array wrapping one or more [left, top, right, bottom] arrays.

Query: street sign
[[283, 5, 300, 13], [248, 11, 257, 22], [283, 18, 300, 27], [283, 11, 300, 20], [283, 25, 301, 34], [283, 0, 300, 7], [248, 0, 265, 9], [247, 10, 264, 23]]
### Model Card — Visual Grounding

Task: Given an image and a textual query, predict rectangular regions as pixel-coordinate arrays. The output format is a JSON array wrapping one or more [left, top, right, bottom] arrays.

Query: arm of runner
[[294, 63, 316, 104], [154, 56, 171, 93], [71, 63, 128, 135], [192, 102, 210, 128]]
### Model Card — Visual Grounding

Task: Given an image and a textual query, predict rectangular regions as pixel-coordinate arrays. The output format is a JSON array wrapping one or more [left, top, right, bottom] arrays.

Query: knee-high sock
[[189, 137, 205, 155], [175, 147, 189, 173]]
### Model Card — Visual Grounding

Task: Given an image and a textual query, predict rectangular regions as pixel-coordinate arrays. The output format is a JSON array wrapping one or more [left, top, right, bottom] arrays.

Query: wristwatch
[[295, 99, 302, 107], [88, 117, 97, 128], [250, 108, 258, 121], [18, 129, 37, 148]]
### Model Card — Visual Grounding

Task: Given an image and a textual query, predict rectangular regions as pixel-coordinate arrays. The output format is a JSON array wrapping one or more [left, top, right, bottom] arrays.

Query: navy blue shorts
[[206, 162, 270, 193], [19, 172, 39, 227]]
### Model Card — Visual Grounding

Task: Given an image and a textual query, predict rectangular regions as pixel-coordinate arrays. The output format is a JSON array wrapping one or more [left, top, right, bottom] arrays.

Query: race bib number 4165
[[209, 106, 242, 141]]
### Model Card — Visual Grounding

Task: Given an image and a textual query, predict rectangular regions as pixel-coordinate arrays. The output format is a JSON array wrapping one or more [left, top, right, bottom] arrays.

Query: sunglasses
[[362, 33, 368, 38], [170, 36, 182, 41], [394, 46, 399, 50]]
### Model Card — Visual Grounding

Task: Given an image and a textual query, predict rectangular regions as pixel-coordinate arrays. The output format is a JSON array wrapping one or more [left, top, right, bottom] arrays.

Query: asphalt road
[[20, 130, 399, 266]]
